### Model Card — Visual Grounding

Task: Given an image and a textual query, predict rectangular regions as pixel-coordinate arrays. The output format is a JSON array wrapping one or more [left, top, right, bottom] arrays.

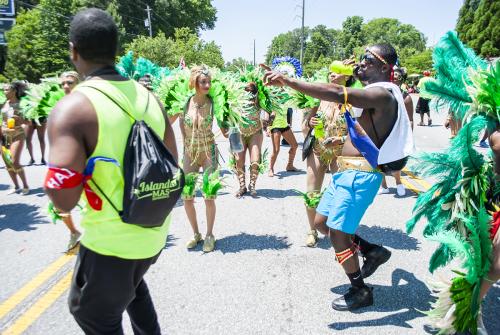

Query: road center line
[[0, 253, 74, 320], [3, 271, 74, 335]]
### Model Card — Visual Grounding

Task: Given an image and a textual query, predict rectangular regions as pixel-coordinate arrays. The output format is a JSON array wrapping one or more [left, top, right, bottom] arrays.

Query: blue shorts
[[316, 169, 382, 234]]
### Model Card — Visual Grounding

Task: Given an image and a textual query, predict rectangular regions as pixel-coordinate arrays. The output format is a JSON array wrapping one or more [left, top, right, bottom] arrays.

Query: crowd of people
[[1, 7, 498, 335]]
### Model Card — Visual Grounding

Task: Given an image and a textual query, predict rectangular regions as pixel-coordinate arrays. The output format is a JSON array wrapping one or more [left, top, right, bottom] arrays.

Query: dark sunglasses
[[359, 53, 378, 64]]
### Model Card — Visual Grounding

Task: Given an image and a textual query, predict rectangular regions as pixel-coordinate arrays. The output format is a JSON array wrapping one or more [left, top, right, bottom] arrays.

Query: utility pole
[[145, 5, 153, 37], [253, 39, 256, 67], [299, 0, 305, 64]]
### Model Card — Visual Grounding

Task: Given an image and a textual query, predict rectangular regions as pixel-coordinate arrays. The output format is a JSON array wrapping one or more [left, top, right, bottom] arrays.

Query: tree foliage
[[4, 9, 42, 82], [3, 0, 219, 81], [74, 0, 217, 44], [224, 57, 251, 72], [265, 16, 429, 76], [126, 28, 224, 69]]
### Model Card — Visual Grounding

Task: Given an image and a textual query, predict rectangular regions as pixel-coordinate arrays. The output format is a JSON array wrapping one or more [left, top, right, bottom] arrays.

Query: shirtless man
[[45, 9, 176, 333], [263, 43, 413, 311]]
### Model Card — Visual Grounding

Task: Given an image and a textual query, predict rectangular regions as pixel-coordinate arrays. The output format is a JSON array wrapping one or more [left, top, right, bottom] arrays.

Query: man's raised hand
[[259, 63, 286, 87]]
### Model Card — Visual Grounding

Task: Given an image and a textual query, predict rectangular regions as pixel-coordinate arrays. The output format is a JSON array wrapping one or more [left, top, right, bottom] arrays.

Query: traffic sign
[[0, 0, 15, 16], [0, 18, 15, 45]]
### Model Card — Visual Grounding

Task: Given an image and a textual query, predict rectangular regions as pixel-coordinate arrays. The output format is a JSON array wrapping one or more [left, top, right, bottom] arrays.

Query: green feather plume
[[419, 31, 487, 120], [201, 170, 224, 198], [21, 82, 64, 124], [466, 60, 500, 125], [294, 190, 324, 208], [258, 148, 269, 174], [182, 172, 199, 198]]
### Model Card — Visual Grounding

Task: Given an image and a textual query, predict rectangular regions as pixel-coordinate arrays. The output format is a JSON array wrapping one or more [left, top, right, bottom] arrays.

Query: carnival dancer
[[1, 81, 29, 194], [182, 67, 223, 252], [267, 57, 302, 177], [379, 66, 414, 196], [233, 82, 264, 197], [159, 65, 248, 252], [301, 62, 355, 247], [263, 43, 414, 310], [45, 9, 177, 333]]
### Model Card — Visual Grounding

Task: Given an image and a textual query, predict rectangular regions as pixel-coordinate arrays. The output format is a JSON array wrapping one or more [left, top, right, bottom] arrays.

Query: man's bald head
[[69, 8, 118, 64]]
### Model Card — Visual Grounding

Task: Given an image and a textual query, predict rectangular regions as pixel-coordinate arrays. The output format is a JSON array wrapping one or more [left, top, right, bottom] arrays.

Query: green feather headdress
[[157, 66, 252, 127], [116, 51, 170, 90]]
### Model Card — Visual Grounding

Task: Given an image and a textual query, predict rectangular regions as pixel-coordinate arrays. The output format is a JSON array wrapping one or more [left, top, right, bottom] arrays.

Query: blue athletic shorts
[[316, 169, 382, 234]]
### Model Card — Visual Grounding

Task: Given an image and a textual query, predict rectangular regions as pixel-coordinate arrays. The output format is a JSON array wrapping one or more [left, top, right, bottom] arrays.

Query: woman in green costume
[[178, 66, 226, 253], [233, 82, 264, 197], [0, 81, 30, 194], [267, 107, 299, 177]]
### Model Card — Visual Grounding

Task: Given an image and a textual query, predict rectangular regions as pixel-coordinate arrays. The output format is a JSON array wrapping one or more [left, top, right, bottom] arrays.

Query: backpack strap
[[77, 84, 152, 215], [79, 84, 151, 121]]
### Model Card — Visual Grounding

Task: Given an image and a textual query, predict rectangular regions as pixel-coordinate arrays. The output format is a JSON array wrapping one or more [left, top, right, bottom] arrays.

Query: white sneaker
[[396, 184, 406, 196], [378, 187, 390, 194]]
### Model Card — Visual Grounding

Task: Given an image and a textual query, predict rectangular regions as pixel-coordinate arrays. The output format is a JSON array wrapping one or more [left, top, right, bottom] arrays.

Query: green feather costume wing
[[20, 82, 64, 125], [419, 31, 487, 120], [407, 31, 498, 335]]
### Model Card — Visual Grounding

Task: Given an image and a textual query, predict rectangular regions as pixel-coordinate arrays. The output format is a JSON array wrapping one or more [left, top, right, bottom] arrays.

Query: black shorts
[[271, 126, 291, 134], [380, 156, 409, 173]]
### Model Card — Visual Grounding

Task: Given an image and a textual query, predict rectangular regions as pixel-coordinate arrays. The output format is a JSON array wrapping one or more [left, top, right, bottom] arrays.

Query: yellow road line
[[400, 177, 422, 194], [0, 254, 74, 319], [3, 271, 73, 335], [402, 168, 433, 190]]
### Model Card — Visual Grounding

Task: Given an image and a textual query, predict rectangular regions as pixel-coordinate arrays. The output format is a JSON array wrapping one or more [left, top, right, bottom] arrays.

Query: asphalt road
[[0, 99, 498, 335]]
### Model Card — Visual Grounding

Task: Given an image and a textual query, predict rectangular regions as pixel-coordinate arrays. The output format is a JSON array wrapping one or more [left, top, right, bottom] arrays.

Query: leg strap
[[304, 191, 322, 209], [335, 244, 359, 265]]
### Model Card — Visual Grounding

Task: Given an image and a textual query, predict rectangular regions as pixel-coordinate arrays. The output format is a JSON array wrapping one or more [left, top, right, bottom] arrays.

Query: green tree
[[34, 0, 73, 77], [456, 0, 499, 57], [126, 28, 224, 69], [468, 0, 499, 57], [402, 49, 433, 76], [304, 25, 341, 63], [456, 0, 481, 44], [4, 9, 43, 82], [75, 0, 217, 43], [265, 27, 309, 64], [362, 18, 427, 60], [224, 57, 251, 72], [338, 16, 365, 59], [125, 32, 176, 67]]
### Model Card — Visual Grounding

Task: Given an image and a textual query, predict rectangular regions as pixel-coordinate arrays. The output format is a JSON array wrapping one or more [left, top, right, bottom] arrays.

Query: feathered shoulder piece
[[239, 66, 279, 113], [20, 80, 64, 125], [419, 31, 487, 120], [157, 66, 251, 128]]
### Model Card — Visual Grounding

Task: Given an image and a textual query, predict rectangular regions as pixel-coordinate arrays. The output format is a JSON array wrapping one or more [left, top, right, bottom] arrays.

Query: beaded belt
[[337, 156, 380, 173]]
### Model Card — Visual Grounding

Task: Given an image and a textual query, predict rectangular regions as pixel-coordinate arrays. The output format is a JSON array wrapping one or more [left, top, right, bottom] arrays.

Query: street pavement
[[0, 99, 498, 335]]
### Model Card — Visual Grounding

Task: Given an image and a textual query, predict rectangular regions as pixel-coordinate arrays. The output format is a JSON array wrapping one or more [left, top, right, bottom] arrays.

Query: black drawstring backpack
[[83, 85, 185, 228]]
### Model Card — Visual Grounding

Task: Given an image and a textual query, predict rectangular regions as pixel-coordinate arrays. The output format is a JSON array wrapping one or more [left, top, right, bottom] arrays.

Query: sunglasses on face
[[359, 53, 378, 65]]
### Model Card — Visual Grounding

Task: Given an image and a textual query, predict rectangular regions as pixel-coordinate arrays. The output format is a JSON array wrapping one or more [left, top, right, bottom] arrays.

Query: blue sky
[[200, 0, 464, 63]]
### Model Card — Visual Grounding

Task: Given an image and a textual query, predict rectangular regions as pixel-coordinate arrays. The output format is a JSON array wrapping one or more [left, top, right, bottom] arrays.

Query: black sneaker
[[361, 245, 391, 278], [331, 286, 373, 311]]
